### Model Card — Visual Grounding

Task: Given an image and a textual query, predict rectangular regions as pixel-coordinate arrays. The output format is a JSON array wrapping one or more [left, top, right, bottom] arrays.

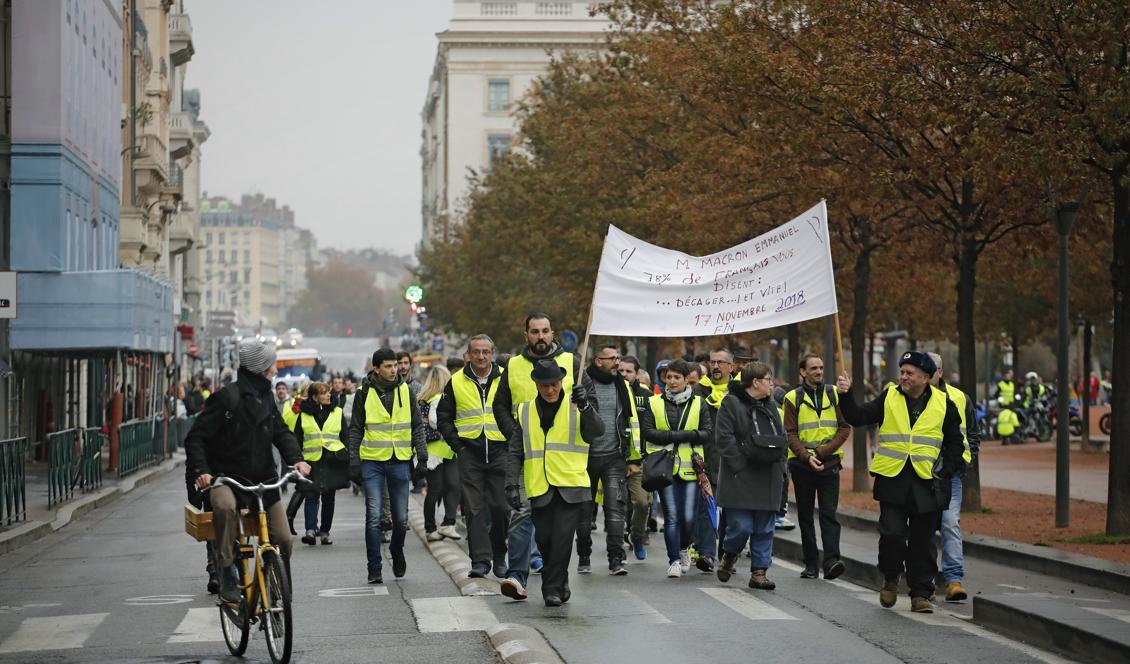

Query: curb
[[0, 455, 184, 557], [789, 501, 1130, 595], [406, 495, 564, 664], [973, 595, 1130, 662]]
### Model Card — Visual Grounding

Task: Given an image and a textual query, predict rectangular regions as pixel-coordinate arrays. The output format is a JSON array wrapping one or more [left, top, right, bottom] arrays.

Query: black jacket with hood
[[585, 364, 637, 460], [492, 342, 594, 440]]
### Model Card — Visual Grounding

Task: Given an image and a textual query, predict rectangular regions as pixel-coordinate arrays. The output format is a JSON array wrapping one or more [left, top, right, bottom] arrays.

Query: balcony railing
[[169, 14, 194, 66]]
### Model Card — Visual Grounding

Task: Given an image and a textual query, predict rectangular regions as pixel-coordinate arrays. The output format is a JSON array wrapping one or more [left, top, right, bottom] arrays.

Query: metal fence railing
[[80, 428, 105, 493], [0, 437, 28, 526], [119, 417, 166, 478], [46, 428, 80, 508]]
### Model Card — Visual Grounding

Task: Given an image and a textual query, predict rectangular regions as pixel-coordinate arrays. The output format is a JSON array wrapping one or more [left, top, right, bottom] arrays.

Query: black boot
[[205, 541, 219, 594], [717, 552, 737, 583]]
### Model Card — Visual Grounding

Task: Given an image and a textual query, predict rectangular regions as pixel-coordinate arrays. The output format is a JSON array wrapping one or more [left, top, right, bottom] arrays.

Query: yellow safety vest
[[944, 384, 973, 463], [519, 397, 590, 499], [1023, 383, 1047, 408], [281, 398, 299, 431], [425, 394, 456, 460], [784, 385, 843, 459], [699, 375, 732, 410], [299, 407, 345, 462], [450, 370, 505, 441], [997, 408, 1019, 437], [997, 380, 1015, 404], [506, 353, 573, 416], [361, 383, 414, 461], [646, 394, 703, 480], [872, 384, 946, 480]]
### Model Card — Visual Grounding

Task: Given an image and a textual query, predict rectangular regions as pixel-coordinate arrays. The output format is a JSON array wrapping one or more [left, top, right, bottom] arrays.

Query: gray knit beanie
[[239, 339, 277, 374]]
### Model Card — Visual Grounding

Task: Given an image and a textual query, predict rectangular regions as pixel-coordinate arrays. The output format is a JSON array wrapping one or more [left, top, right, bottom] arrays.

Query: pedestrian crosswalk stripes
[[0, 612, 109, 653], [167, 607, 223, 643]]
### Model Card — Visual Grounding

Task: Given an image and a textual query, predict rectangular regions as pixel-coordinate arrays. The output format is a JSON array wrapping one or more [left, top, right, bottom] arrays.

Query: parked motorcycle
[[1050, 403, 1084, 438], [1099, 412, 1112, 436]]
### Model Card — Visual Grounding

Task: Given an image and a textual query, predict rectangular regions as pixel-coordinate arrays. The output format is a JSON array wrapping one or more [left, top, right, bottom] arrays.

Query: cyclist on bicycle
[[185, 339, 311, 603]]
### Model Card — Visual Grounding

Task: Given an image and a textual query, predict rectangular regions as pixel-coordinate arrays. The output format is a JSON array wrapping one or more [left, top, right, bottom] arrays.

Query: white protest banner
[[589, 201, 837, 337]]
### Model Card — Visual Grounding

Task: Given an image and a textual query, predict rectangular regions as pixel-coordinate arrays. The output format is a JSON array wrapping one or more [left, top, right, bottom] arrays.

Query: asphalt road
[[0, 471, 1076, 664]]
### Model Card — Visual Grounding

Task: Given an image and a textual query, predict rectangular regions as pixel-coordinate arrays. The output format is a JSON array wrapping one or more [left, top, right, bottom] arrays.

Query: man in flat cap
[[835, 351, 965, 613], [505, 359, 604, 607]]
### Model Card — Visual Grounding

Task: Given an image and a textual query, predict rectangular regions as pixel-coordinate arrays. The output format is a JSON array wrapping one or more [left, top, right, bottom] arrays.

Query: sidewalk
[[0, 452, 186, 556]]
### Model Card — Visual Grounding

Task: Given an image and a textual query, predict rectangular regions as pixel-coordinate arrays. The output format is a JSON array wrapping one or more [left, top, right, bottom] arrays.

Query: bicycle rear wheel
[[262, 551, 293, 664], [219, 563, 250, 656]]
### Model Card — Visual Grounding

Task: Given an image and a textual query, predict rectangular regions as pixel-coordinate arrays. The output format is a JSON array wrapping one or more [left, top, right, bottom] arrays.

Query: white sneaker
[[437, 525, 462, 540], [426, 531, 443, 542], [667, 561, 683, 578], [679, 549, 691, 573], [499, 578, 528, 601]]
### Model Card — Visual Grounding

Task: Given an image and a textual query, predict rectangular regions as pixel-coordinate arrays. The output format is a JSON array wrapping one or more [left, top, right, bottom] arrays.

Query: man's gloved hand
[[571, 384, 588, 410], [506, 485, 523, 511], [348, 463, 361, 486], [412, 459, 428, 482]]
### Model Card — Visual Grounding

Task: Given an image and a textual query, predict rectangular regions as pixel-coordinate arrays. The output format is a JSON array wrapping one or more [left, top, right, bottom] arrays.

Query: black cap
[[898, 351, 937, 377], [372, 347, 397, 367], [530, 359, 567, 385]]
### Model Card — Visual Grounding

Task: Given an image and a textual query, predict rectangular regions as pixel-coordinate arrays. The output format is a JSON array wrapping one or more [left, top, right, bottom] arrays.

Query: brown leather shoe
[[748, 568, 776, 590], [879, 578, 899, 608], [945, 581, 968, 602], [911, 596, 933, 613]]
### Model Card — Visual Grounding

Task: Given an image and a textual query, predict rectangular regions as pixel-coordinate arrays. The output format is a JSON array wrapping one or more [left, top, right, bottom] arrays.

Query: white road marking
[[996, 583, 1026, 590], [0, 612, 109, 653], [1081, 606, 1130, 624], [699, 587, 798, 621], [775, 558, 867, 593], [615, 590, 672, 624], [124, 594, 195, 606], [410, 596, 498, 632], [167, 607, 222, 643], [318, 586, 390, 598]]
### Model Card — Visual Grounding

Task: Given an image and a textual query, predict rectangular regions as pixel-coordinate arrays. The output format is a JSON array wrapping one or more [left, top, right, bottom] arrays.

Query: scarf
[[667, 387, 694, 404]]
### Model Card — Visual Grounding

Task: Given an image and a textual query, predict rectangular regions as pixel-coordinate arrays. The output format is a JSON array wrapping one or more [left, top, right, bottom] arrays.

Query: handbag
[[642, 446, 676, 491], [742, 402, 787, 464]]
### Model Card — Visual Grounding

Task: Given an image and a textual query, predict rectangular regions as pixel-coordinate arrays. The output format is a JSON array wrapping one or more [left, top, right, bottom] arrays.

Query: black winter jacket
[[436, 363, 506, 462]]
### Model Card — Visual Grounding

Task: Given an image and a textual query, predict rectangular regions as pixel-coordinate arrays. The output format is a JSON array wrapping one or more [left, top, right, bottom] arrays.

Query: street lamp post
[[1055, 203, 1080, 528]]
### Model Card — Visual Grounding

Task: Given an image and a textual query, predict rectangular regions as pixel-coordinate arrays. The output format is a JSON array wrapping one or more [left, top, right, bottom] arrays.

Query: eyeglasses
[[597, 355, 621, 362], [709, 360, 731, 366]]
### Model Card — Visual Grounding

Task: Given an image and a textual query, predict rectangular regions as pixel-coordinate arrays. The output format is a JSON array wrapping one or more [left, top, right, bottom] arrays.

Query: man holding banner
[[835, 352, 966, 613]]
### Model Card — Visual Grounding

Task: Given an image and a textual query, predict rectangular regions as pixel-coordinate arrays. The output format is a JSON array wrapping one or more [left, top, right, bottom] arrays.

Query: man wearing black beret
[[835, 351, 965, 613]]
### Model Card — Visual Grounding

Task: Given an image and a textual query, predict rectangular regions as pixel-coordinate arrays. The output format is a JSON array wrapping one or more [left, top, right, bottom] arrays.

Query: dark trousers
[[877, 501, 939, 598], [458, 452, 508, 565], [575, 454, 627, 567], [792, 466, 841, 567], [303, 489, 337, 534], [424, 459, 461, 531], [532, 491, 583, 601]]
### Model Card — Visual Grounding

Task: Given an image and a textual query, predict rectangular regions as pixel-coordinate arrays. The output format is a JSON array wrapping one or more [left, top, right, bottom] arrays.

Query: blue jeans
[[303, 490, 336, 534], [722, 509, 777, 570], [505, 478, 538, 586], [362, 460, 410, 573], [940, 475, 964, 583], [659, 479, 697, 564]]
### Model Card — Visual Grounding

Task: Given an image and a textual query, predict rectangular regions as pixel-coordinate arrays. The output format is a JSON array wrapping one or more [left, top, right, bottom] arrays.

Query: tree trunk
[[851, 220, 873, 492], [957, 236, 982, 512], [1011, 330, 1021, 375], [787, 323, 799, 381], [1107, 172, 1130, 535]]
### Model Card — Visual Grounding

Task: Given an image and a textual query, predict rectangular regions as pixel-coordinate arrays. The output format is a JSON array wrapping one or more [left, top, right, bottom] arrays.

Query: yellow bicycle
[[202, 468, 309, 664]]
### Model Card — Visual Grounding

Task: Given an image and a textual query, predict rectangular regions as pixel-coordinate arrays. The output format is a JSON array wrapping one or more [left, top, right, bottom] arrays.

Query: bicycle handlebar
[[203, 467, 311, 495]]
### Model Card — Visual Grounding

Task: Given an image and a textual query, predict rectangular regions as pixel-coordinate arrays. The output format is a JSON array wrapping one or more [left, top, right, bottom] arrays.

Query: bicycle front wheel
[[262, 551, 293, 664]]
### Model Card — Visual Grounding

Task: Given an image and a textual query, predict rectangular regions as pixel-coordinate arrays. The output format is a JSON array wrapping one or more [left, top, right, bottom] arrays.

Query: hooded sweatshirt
[[346, 371, 428, 467]]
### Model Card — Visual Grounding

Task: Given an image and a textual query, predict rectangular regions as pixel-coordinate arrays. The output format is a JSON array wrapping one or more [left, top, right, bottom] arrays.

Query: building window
[[487, 133, 511, 169], [244, 250, 250, 263], [230, 270, 238, 284], [205, 250, 212, 264], [206, 291, 212, 305], [230, 249, 237, 263], [244, 290, 251, 303], [244, 268, 252, 283], [206, 232, 212, 244], [218, 271, 225, 283], [487, 79, 510, 112]]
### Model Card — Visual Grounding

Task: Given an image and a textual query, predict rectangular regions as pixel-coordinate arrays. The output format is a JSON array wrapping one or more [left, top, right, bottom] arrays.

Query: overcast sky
[[187, 1, 452, 256]]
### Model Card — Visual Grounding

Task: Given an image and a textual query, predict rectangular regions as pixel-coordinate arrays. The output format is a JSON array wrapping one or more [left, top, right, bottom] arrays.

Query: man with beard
[[494, 313, 594, 597], [574, 344, 639, 576]]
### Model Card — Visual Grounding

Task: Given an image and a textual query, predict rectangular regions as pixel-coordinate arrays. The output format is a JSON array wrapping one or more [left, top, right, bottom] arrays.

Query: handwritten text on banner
[[589, 201, 837, 337]]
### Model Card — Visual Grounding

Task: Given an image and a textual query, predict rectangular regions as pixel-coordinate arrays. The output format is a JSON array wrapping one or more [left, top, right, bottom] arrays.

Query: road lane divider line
[[699, 587, 798, 621], [410, 596, 498, 632], [0, 612, 109, 653], [167, 607, 223, 643]]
